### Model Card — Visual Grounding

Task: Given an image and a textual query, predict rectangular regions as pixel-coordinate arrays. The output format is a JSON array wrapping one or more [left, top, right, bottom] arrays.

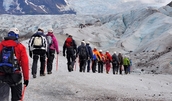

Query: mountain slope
[[0, 0, 75, 14]]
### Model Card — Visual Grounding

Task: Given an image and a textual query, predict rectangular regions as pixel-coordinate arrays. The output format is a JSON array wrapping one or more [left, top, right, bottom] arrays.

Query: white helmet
[[9, 28, 19, 35], [48, 28, 53, 33]]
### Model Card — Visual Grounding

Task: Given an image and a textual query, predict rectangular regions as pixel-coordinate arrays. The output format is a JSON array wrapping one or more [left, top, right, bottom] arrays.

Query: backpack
[[0, 46, 19, 73], [47, 35, 53, 45], [112, 54, 118, 65], [79, 46, 87, 59], [65, 37, 73, 48], [32, 35, 45, 48]]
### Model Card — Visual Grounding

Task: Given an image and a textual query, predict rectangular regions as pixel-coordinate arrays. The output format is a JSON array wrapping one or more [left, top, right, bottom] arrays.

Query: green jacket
[[123, 57, 130, 66]]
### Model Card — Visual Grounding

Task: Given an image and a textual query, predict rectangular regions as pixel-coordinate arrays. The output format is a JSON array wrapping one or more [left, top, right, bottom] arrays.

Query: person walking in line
[[0, 28, 29, 101], [77, 41, 89, 72], [123, 55, 130, 74], [28, 28, 48, 78], [112, 51, 119, 74], [118, 52, 123, 75], [63, 35, 77, 72], [85, 42, 93, 72], [98, 50, 104, 73], [46, 28, 59, 74], [92, 47, 102, 73], [104, 51, 112, 74]]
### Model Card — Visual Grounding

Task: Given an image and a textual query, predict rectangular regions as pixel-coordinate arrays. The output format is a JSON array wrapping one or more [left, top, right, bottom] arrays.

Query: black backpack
[[79, 46, 87, 59], [0, 46, 19, 73], [112, 54, 118, 65]]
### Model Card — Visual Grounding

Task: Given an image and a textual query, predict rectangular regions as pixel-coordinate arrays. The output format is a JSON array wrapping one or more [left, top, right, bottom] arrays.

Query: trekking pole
[[20, 85, 26, 101], [56, 54, 58, 71]]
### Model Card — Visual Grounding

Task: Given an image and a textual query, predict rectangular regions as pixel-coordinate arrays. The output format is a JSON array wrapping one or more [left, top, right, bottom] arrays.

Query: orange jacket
[[0, 40, 29, 80], [93, 48, 102, 61]]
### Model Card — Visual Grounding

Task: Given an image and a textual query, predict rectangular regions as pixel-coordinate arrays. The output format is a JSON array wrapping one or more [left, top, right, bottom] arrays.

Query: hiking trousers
[[79, 59, 87, 72], [98, 61, 104, 73], [0, 73, 22, 101], [87, 59, 91, 72], [112, 63, 119, 74], [66, 53, 75, 72], [92, 60, 97, 73], [47, 49, 55, 73]]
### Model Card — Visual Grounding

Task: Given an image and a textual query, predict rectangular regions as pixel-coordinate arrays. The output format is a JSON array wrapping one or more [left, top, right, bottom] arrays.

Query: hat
[[38, 28, 44, 33], [99, 50, 102, 52], [81, 41, 86, 45], [9, 28, 19, 35], [114, 51, 116, 54], [86, 41, 90, 44], [8, 28, 19, 39], [48, 28, 53, 33]]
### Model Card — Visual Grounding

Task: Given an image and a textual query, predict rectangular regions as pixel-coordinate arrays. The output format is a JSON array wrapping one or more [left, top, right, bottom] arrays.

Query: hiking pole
[[56, 54, 58, 71], [20, 85, 26, 101]]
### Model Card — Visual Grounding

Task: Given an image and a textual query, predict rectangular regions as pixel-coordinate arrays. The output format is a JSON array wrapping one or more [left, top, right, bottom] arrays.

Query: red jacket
[[0, 40, 29, 80]]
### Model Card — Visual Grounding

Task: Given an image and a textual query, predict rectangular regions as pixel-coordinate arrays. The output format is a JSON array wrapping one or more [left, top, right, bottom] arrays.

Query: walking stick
[[20, 85, 26, 101], [56, 54, 58, 71]]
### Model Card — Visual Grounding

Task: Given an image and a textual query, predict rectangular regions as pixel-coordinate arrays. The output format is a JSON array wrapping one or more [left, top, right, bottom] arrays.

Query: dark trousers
[[0, 73, 22, 101], [119, 65, 123, 74], [32, 50, 46, 75], [124, 65, 128, 74], [66, 53, 75, 72], [47, 49, 55, 73], [79, 59, 87, 72], [92, 60, 97, 73], [87, 59, 91, 72], [98, 61, 104, 73], [112, 63, 119, 74]]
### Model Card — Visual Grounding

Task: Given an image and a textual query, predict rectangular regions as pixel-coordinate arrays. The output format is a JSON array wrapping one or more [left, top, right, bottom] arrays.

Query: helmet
[[8, 28, 19, 39], [99, 50, 102, 52], [114, 51, 116, 54], [48, 28, 53, 33], [86, 41, 90, 45], [9, 28, 19, 35]]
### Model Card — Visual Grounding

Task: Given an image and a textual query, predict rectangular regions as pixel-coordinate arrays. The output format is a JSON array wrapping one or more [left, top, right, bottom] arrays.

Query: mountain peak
[[0, 0, 76, 15]]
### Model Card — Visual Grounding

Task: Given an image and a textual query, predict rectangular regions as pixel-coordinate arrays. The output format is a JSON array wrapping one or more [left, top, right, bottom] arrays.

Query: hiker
[[46, 28, 59, 74], [76, 41, 89, 72], [0, 28, 29, 101], [128, 58, 132, 74], [28, 28, 48, 78], [104, 51, 112, 74], [85, 42, 93, 72], [112, 51, 119, 74], [123, 55, 130, 74], [118, 52, 123, 75], [92, 47, 101, 73], [98, 50, 105, 73], [63, 35, 77, 72]]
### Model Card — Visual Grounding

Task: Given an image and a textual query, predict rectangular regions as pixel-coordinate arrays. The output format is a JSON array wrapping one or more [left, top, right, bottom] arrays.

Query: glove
[[63, 53, 65, 57], [24, 80, 29, 87], [29, 51, 32, 58]]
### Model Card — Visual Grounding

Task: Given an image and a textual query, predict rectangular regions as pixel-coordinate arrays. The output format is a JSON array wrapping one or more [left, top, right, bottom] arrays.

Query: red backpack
[[65, 37, 73, 48]]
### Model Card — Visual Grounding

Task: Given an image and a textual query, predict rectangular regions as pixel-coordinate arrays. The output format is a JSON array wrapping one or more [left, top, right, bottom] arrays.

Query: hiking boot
[[47, 72, 52, 74], [40, 73, 46, 76], [33, 74, 36, 78]]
